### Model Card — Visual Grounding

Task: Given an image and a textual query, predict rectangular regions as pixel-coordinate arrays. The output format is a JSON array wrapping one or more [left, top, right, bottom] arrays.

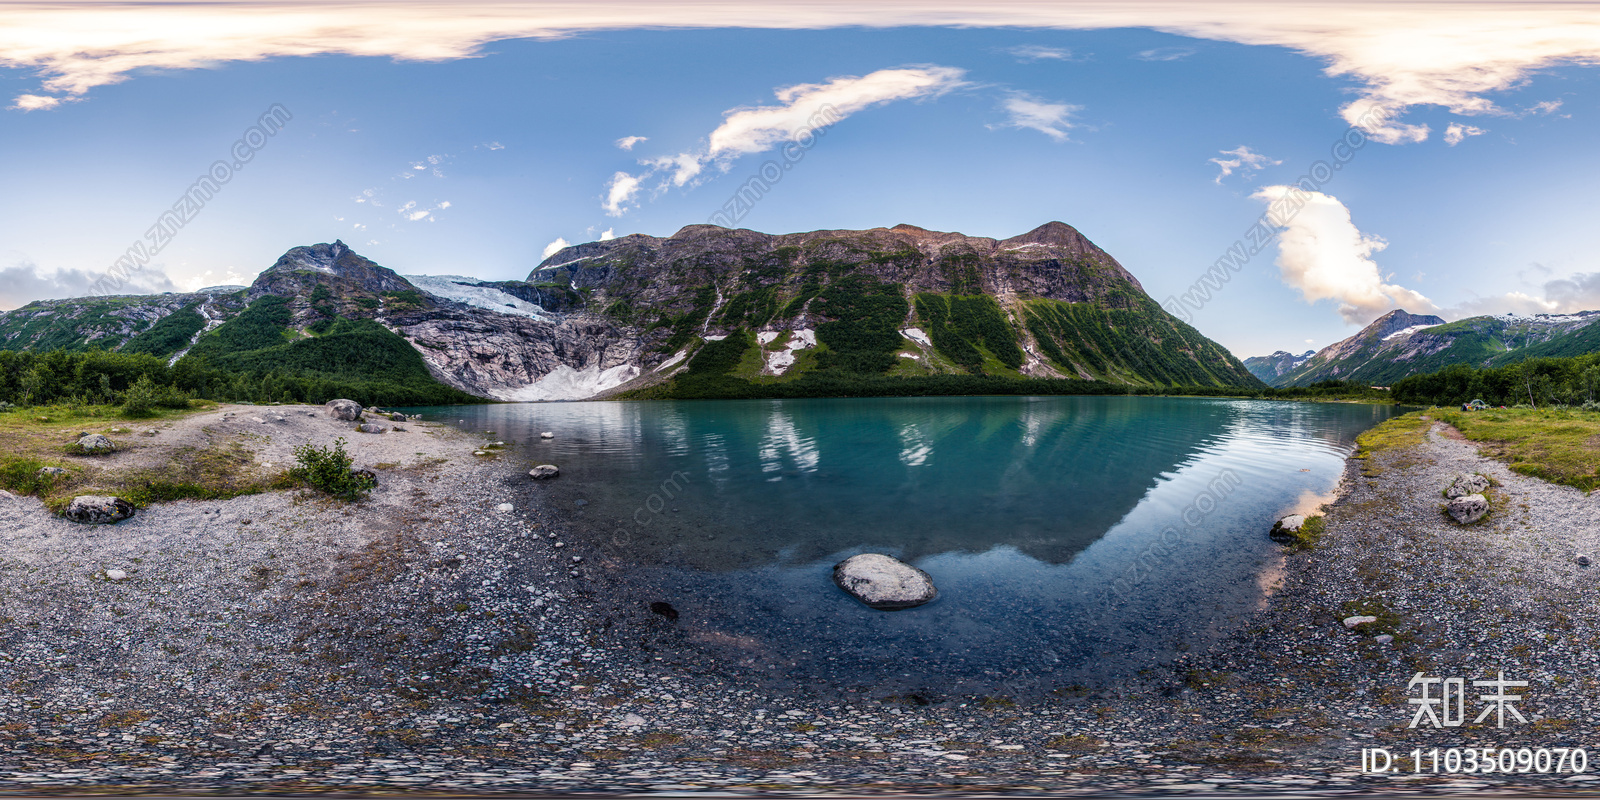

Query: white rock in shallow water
[[833, 553, 937, 610], [1342, 615, 1377, 629], [495, 503, 514, 513], [540, 431, 555, 439], [1268, 514, 1307, 542], [1447, 493, 1489, 524], [528, 464, 559, 479]]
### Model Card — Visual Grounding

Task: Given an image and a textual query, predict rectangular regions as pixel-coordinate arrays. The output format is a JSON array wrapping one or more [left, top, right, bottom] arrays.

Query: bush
[[120, 375, 160, 417], [286, 437, 375, 501]]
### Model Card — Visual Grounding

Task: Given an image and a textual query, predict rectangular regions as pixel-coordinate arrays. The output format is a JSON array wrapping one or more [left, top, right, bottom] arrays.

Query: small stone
[[554, 542, 564, 548], [474, 450, 487, 456], [141, 428, 160, 436], [1374, 634, 1394, 644], [251, 416, 267, 424], [105, 569, 127, 581], [63, 495, 135, 524], [1342, 615, 1378, 629], [496, 503, 514, 513], [540, 431, 555, 439], [356, 423, 386, 434], [36, 466, 69, 479], [389, 412, 407, 422], [77, 434, 115, 455], [621, 713, 647, 728], [833, 553, 938, 610], [571, 556, 582, 563], [1578, 554, 1592, 567], [528, 464, 560, 479], [574, 499, 588, 507], [391, 425, 407, 431], [1447, 493, 1489, 524]]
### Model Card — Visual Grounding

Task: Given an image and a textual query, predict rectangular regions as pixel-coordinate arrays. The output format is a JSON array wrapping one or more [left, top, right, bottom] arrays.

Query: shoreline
[[2, 404, 1596, 793]]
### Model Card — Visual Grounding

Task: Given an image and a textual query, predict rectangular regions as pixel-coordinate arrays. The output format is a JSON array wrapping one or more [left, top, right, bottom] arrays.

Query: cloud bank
[[1252, 185, 1438, 325], [0, 261, 177, 310], [3, 2, 1596, 145]]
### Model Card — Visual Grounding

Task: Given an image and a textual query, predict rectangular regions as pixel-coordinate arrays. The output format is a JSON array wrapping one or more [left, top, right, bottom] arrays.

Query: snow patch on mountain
[[406, 275, 551, 320], [496, 364, 641, 401], [1382, 324, 1438, 341]]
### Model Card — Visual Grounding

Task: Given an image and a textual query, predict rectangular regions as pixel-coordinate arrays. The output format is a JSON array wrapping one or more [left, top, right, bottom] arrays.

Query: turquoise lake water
[[414, 396, 1401, 695]]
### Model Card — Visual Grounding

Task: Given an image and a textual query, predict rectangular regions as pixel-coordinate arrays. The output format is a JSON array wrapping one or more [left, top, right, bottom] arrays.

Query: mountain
[[1255, 308, 1600, 387], [1242, 350, 1314, 384], [0, 224, 1264, 401]]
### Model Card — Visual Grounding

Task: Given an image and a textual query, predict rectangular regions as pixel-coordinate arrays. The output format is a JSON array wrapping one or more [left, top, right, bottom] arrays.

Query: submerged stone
[[833, 553, 937, 610]]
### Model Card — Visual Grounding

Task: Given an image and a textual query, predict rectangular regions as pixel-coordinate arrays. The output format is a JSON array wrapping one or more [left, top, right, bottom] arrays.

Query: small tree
[[287, 438, 375, 501]]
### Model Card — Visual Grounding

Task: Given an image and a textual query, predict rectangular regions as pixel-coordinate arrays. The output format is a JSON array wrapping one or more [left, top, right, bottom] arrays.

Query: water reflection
[[413, 396, 1401, 693]]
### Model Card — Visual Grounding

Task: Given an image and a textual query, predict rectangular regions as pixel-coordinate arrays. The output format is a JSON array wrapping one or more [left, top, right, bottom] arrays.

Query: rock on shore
[[833, 553, 937, 610], [324, 399, 363, 421], [63, 495, 135, 524], [1447, 493, 1489, 524], [77, 433, 114, 454]]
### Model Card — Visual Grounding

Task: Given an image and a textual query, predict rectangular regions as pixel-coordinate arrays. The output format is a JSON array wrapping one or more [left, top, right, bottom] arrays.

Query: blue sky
[[3, 2, 1599, 358]]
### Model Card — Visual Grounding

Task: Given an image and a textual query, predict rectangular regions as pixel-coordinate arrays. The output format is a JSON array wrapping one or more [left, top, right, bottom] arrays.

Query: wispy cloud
[[990, 92, 1079, 142], [9, 93, 61, 111], [1004, 44, 1075, 62], [4, 3, 1597, 148], [604, 64, 965, 214], [614, 135, 647, 150], [602, 171, 644, 217], [1443, 122, 1486, 145], [1252, 185, 1437, 325], [1134, 46, 1195, 61], [1526, 99, 1565, 116], [1209, 145, 1281, 183], [397, 199, 450, 222]]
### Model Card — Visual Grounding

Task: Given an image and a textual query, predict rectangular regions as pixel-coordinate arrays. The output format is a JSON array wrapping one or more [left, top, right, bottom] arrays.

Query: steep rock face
[[528, 222, 1259, 388], [1243, 350, 1314, 384], [1273, 308, 1600, 387], [0, 291, 236, 353]]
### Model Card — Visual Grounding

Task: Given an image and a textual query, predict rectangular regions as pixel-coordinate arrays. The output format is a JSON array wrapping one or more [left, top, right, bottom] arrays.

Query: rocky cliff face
[[0, 223, 1265, 398], [1242, 350, 1314, 384], [1264, 309, 1600, 387]]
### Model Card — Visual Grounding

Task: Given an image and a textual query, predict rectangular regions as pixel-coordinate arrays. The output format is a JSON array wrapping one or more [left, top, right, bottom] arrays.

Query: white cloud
[[1444, 122, 1486, 145], [1252, 185, 1438, 325], [602, 171, 643, 217], [1209, 145, 1281, 183], [1135, 46, 1195, 61], [542, 238, 571, 258], [0, 260, 177, 309], [9, 93, 60, 111], [991, 92, 1079, 142], [397, 199, 450, 222], [1005, 44, 1075, 62], [1527, 99, 1564, 115], [4, 2, 1596, 148], [599, 228, 615, 240], [602, 64, 965, 214], [615, 135, 648, 150]]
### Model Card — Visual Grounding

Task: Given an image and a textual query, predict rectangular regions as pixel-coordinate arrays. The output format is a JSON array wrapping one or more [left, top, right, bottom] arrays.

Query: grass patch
[[1434, 407, 1600, 491], [1354, 412, 1433, 475], [1272, 514, 1326, 551]]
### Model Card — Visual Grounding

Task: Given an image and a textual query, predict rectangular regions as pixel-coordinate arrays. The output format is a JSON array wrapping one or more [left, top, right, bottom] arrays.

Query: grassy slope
[[1432, 407, 1600, 491]]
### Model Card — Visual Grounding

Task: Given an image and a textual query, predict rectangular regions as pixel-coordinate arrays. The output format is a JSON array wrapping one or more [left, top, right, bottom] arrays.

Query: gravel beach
[[2, 406, 1598, 794]]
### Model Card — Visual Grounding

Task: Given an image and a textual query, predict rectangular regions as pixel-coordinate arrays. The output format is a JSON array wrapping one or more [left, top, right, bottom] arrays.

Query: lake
[[412, 396, 1401, 697]]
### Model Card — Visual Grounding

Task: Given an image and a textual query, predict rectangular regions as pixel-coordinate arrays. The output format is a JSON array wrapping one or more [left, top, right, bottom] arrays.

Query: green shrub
[[120, 375, 160, 417], [286, 437, 375, 501], [0, 456, 57, 496]]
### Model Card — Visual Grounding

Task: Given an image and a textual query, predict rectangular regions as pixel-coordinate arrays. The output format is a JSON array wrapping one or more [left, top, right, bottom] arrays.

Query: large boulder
[[1446, 473, 1491, 499], [833, 553, 938, 610], [63, 495, 135, 524], [324, 399, 363, 421], [77, 434, 115, 455], [1447, 493, 1489, 525], [528, 464, 560, 480]]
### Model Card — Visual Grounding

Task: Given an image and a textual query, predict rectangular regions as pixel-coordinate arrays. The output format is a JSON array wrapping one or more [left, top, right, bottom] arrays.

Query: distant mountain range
[[1248, 308, 1600, 387], [0, 222, 1263, 400]]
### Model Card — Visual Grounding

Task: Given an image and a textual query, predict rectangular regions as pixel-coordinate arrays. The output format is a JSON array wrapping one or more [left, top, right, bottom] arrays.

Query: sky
[[2, 1, 1600, 358]]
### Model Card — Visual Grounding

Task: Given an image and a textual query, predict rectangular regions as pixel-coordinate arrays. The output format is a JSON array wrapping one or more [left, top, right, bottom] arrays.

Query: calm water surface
[[412, 396, 1400, 695]]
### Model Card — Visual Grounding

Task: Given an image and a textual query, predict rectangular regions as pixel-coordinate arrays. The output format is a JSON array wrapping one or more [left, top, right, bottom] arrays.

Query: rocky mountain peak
[[1363, 309, 1447, 340], [250, 241, 417, 299]]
